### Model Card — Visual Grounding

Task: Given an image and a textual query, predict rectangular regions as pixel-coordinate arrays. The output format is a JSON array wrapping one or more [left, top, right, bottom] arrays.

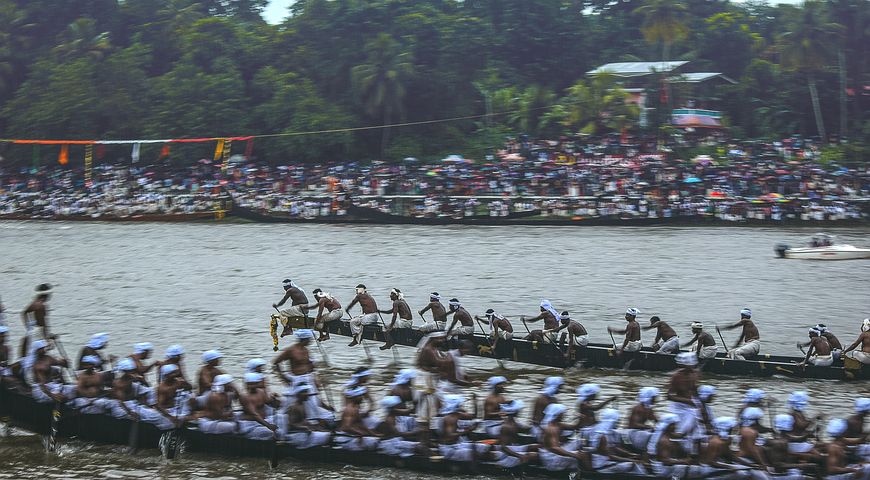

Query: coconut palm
[[779, 1, 843, 142], [53, 17, 111, 61], [557, 74, 640, 135], [634, 0, 689, 62], [351, 33, 415, 157]]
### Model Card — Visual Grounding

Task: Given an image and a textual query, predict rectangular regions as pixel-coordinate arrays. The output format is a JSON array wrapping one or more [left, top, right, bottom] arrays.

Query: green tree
[[778, 1, 843, 142], [351, 33, 415, 157], [554, 74, 640, 135], [53, 17, 112, 61], [634, 0, 689, 61]]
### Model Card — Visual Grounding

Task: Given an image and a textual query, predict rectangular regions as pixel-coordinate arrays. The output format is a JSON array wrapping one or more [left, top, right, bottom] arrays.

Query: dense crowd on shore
[[1, 134, 868, 222]]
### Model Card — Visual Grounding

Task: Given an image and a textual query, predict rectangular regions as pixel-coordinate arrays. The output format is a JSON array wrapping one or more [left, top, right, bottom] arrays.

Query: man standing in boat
[[273, 279, 310, 338], [682, 322, 718, 362], [418, 293, 447, 333], [843, 318, 870, 365], [523, 300, 561, 344], [20, 283, 53, 357], [345, 284, 380, 347], [644, 316, 680, 354], [608, 308, 643, 355], [722, 308, 761, 360], [378, 288, 413, 350], [798, 328, 833, 367]]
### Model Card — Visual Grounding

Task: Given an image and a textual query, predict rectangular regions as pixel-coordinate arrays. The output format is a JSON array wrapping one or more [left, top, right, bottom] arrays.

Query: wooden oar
[[475, 316, 505, 369], [128, 400, 140, 454], [377, 312, 400, 366], [796, 342, 807, 356], [346, 312, 372, 363], [608, 329, 617, 349], [45, 398, 61, 453], [715, 326, 730, 354], [520, 316, 531, 336], [52, 336, 78, 381], [162, 392, 185, 459]]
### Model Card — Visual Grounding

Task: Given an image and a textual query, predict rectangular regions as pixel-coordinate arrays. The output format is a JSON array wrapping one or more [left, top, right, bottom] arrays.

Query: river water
[[1, 221, 869, 478]]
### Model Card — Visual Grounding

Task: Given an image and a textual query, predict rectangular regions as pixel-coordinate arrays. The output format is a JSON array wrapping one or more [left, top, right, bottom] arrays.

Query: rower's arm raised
[[273, 291, 292, 308]]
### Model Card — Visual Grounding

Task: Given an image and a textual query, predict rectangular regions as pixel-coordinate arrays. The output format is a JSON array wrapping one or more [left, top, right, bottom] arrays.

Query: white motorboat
[[776, 233, 870, 260]]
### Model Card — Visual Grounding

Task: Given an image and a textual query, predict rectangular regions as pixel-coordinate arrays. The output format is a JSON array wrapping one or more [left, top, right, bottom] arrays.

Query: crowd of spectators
[[1, 133, 868, 223]]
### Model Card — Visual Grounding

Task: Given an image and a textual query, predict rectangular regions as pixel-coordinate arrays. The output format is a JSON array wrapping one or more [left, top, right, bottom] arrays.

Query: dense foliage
[[0, 0, 867, 162]]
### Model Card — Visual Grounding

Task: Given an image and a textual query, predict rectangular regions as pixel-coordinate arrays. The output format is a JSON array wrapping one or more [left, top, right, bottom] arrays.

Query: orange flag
[[160, 144, 171, 159], [58, 145, 69, 165]]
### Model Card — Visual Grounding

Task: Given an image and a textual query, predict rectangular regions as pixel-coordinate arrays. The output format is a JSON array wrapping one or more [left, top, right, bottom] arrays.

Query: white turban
[[648, 414, 680, 456], [440, 394, 465, 416], [295, 329, 315, 341], [246, 358, 266, 373], [576, 383, 601, 402], [626, 307, 639, 317], [743, 388, 765, 404], [160, 364, 178, 376], [855, 398, 870, 413], [542, 403, 567, 425], [201, 350, 222, 363], [788, 391, 809, 412], [488, 376, 508, 391], [133, 342, 153, 354], [741, 407, 764, 426], [244, 372, 264, 383], [117, 358, 137, 372], [827, 418, 848, 438], [775, 414, 794, 432], [740, 308, 752, 318], [381, 395, 402, 410], [638, 387, 659, 406], [713, 416, 737, 438], [541, 376, 564, 397], [699, 385, 716, 401]]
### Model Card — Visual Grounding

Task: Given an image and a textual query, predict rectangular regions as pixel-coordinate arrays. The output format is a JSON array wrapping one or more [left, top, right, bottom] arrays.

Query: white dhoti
[[591, 454, 646, 474], [622, 428, 653, 451], [378, 437, 418, 458], [788, 441, 815, 454], [808, 354, 833, 367], [198, 417, 238, 434], [482, 419, 503, 438], [384, 318, 413, 331], [414, 371, 439, 423], [541, 331, 557, 344], [315, 309, 344, 329], [287, 430, 332, 448], [32, 382, 72, 403], [334, 433, 379, 451], [569, 335, 589, 347], [698, 344, 718, 359], [279, 305, 306, 318], [826, 465, 870, 480], [449, 325, 475, 336], [540, 449, 578, 471], [417, 321, 445, 333], [669, 401, 700, 453], [492, 330, 513, 342], [437, 441, 488, 462], [728, 340, 760, 360], [349, 313, 379, 335], [395, 415, 415, 433], [489, 445, 528, 468], [68, 396, 107, 414], [281, 373, 334, 422], [622, 340, 642, 352], [107, 400, 163, 423], [655, 336, 680, 354], [847, 351, 870, 364], [237, 419, 276, 440]]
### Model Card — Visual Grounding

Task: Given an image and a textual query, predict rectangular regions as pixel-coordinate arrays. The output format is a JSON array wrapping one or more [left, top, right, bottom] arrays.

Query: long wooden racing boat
[[0, 385, 657, 479], [303, 319, 870, 381]]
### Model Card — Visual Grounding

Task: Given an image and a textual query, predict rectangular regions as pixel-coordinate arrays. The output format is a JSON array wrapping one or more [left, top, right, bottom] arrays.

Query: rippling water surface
[[1, 221, 868, 478]]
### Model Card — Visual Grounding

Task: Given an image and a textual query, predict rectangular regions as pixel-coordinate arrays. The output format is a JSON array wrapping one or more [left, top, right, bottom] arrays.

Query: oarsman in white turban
[[780, 393, 822, 461], [335, 385, 381, 451], [736, 407, 768, 469], [588, 408, 646, 474], [697, 385, 717, 435], [625, 386, 659, 452], [555, 311, 588, 359], [69, 355, 107, 414], [682, 322, 718, 361], [272, 278, 310, 339], [197, 349, 224, 396], [345, 284, 381, 347], [375, 395, 419, 458], [825, 418, 870, 479], [285, 383, 333, 448], [539, 403, 588, 471], [798, 328, 834, 367], [846, 398, 870, 461], [475, 309, 513, 348], [237, 372, 279, 440], [813, 323, 843, 360], [490, 400, 536, 468], [667, 352, 702, 454], [437, 393, 488, 462], [20, 283, 53, 358], [308, 288, 344, 342], [153, 364, 194, 430], [722, 307, 762, 360], [648, 414, 692, 478], [129, 342, 155, 379], [417, 292, 447, 333], [576, 383, 617, 432], [445, 298, 475, 338], [482, 376, 509, 437], [608, 307, 643, 355], [107, 358, 161, 424], [377, 288, 413, 350], [531, 376, 564, 440], [77, 332, 109, 370], [198, 374, 239, 434], [523, 300, 561, 344], [698, 417, 744, 477], [644, 316, 680, 355], [843, 318, 870, 365], [30, 339, 72, 403], [386, 369, 417, 433], [273, 329, 333, 424]]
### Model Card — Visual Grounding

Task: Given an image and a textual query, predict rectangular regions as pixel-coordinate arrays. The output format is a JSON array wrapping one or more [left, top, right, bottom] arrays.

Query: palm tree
[[634, 0, 689, 62], [351, 33, 415, 157], [557, 74, 640, 135], [779, 1, 843, 142], [53, 17, 111, 61]]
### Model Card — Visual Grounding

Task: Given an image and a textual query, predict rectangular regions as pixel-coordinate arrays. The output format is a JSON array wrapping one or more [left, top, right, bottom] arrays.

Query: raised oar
[[52, 335, 78, 381], [715, 326, 730, 354], [520, 316, 532, 336]]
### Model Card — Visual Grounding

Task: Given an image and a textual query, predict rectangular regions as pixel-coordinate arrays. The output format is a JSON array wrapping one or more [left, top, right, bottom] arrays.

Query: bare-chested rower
[[624, 387, 659, 453], [70, 355, 106, 413], [476, 309, 513, 348], [273, 279, 310, 338], [346, 284, 380, 347], [722, 308, 761, 360], [644, 316, 679, 354], [736, 407, 769, 470], [30, 339, 69, 403], [198, 374, 238, 434], [197, 350, 225, 395], [555, 311, 587, 359], [418, 292, 447, 333], [20, 283, 53, 357], [154, 363, 193, 429], [667, 352, 701, 454], [309, 289, 343, 342], [523, 300, 560, 344], [682, 322, 718, 362], [482, 376, 509, 437], [415, 331, 447, 452], [843, 318, 870, 365], [799, 328, 833, 367], [608, 308, 642, 355], [238, 372, 279, 440], [445, 298, 475, 338], [378, 288, 412, 350]]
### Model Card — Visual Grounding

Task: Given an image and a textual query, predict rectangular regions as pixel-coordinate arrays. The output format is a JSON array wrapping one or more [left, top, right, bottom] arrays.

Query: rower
[[378, 288, 413, 350], [107, 358, 160, 423], [736, 407, 769, 470], [576, 383, 617, 431], [476, 309, 513, 348], [437, 393, 486, 463], [523, 299, 561, 344], [644, 316, 679, 354], [376, 396, 419, 458], [77, 332, 110, 370], [159, 345, 187, 383], [30, 339, 70, 403], [722, 308, 761, 360], [445, 298, 474, 339], [488, 400, 537, 468], [153, 364, 193, 430], [418, 292, 447, 333], [539, 403, 588, 471], [309, 289, 343, 342], [531, 376, 564, 439], [697, 385, 717, 435], [70, 355, 107, 414], [607, 308, 642, 355], [439, 339, 474, 394], [667, 352, 700, 454], [345, 284, 380, 347], [648, 413, 696, 478], [273, 329, 333, 424], [842, 318, 870, 365], [846, 398, 870, 461], [129, 342, 155, 381], [587, 408, 645, 475], [237, 372, 279, 440], [335, 385, 380, 451], [682, 322, 718, 362], [197, 350, 224, 395], [482, 376, 509, 437], [824, 418, 870, 479], [798, 328, 833, 367], [556, 311, 588, 359], [698, 417, 746, 477], [245, 358, 267, 374], [272, 279, 309, 338], [737, 388, 772, 434], [625, 387, 658, 453], [198, 374, 238, 434], [20, 283, 53, 358], [387, 369, 417, 433], [285, 384, 333, 448], [783, 393, 822, 461], [344, 367, 375, 415], [815, 324, 843, 360]]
